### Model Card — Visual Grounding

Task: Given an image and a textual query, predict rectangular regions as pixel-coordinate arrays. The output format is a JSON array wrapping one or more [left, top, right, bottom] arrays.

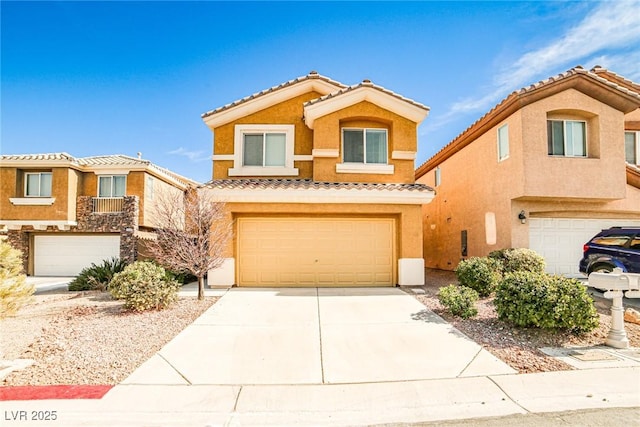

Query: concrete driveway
[[123, 287, 515, 386]]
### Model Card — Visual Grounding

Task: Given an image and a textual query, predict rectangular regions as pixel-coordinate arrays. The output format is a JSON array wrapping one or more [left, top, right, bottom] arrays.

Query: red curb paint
[[0, 385, 113, 401]]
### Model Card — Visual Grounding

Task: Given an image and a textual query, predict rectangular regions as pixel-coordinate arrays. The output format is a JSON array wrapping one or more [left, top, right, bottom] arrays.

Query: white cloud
[[168, 147, 209, 162], [439, 0, 640, 121]]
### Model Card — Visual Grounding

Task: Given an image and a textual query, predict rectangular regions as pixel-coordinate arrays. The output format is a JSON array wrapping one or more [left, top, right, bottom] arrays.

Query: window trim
[[24, 172, 52, 197], [547, 119, 587, 157], [229, 124, 298, 176], [625, 130, 639, 165], [97, 175, 127, 198], [497, 124, 509, 162], [340, 127, 389, 165]]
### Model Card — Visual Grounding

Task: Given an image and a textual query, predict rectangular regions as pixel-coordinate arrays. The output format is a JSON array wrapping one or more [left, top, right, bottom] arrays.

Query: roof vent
[[362, 79, 372, 84], [137, 152, 142, 159], [309, 70, 318, 75]]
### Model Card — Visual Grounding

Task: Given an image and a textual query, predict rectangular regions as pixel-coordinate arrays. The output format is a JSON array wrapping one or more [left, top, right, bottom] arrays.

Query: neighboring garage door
[[238, 217, 395, 287], [529, 218, 640, 276], [34, 235, 120, 276]]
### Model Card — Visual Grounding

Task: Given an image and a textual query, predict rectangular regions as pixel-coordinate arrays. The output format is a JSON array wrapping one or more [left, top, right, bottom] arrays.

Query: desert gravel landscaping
[[2, 269, 639, 386], [1, 290, 217, 386], [404, 269, 640, 373]]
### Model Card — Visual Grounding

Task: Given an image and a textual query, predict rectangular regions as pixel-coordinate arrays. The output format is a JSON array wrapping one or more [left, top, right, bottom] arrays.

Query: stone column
[[7, 230, 29, 274]]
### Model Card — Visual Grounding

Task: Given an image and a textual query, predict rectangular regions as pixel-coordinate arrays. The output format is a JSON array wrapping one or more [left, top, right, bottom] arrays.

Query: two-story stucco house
[[0, 153, 197, 276], [201, 72, 434, 287], [416, 66, 640, 276]]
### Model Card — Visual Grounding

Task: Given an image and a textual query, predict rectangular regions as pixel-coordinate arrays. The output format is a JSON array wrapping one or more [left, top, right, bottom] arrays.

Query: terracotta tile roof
[[202, 178, 434, 193], [304, 79, 430, 112], [0, 152, 198, 187], [416, 66, 640, 179], [591, 66, 640, 95], [201, 71, 348, 119]]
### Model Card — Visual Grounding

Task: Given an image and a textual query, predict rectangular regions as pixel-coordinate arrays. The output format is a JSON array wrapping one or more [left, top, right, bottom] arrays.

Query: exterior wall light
[[518, 210, 527, 224]]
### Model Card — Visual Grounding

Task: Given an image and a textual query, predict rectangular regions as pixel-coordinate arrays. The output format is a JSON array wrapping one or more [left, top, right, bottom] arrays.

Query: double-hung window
[[25, 172, 52, 197], [343, 128, 388, 164], [229, 124, 297, 176], [547, 120, 586, 157], [98, 175, 126, 197], [625, 131, 639, 165]]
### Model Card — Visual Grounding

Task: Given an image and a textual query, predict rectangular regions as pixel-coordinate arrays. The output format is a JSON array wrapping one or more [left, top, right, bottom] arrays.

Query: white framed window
[[435, 167, 441, 187], [625, 131, 639, 165], [336, 127, 393, 174], [25, 172, 52, 197], [98, 175, 126, 197], [547, 120, 586, 157], [229, 124, 297, 176], [342, 128, 388, 164], [497, 124, 509, 161]]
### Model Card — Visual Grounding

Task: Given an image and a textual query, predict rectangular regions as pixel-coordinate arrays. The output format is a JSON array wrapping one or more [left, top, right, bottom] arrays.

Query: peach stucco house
[[416, 66, 640, 276], [200, 72, 434, 287], [0, 153, 197, 276]]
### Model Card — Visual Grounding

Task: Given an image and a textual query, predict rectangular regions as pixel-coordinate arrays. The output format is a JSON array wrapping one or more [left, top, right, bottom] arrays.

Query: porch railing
[[92, 197, 124, 213]]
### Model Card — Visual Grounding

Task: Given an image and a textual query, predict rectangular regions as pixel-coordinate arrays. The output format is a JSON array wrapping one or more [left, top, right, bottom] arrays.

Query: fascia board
[[304, 87, 429, 129], [211, 187, 435, 205], [202, 79, 343, 129]]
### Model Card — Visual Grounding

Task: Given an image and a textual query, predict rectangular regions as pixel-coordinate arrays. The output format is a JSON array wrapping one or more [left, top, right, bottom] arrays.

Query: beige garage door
[[238, 217, 395, 287]]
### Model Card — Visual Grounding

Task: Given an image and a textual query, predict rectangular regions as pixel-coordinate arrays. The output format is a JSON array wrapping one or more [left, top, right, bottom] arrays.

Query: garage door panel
[[238, 217, 395, 287], [35, 235, 120, 276], [529, 218, 640, 276]]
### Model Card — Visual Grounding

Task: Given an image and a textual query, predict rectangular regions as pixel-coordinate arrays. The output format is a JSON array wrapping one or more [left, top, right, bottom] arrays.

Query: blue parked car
[[579, 227, 640, 274]]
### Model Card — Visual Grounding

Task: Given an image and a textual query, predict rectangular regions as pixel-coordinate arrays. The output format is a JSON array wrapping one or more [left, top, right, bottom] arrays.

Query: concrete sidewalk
[[2, 287, 639, 426]]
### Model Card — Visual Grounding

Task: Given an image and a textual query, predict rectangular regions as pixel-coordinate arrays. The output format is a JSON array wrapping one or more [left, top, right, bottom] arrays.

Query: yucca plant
[[68, 257, 128, 291]]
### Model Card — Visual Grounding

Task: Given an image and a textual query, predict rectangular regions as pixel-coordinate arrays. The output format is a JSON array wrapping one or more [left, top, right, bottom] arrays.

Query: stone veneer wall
[[7, 230, 29, 273], [76, 196, 140, 264]]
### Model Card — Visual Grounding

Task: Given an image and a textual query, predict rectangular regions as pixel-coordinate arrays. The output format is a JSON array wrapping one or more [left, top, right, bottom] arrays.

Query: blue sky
[[2, 1, 640, 183]]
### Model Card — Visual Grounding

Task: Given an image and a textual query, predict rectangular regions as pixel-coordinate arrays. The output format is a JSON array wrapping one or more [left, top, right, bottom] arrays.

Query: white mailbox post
[[589, 270, 640, 349]]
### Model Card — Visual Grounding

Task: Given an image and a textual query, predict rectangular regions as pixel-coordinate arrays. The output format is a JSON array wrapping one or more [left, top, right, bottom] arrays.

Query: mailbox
[[587, 270, 640, 349], [588, 272, 629, 291]]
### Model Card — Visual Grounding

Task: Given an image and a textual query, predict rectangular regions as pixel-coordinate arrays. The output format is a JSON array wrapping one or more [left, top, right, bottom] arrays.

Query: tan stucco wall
[[0, 167, 73, 221], [418, 88, 638, 270], [142, 173, 186, 228], [211, 92, 320, 180], [312, 101, 417, 183], [219, 202, 423, 283], [520, 89, 627, 200]]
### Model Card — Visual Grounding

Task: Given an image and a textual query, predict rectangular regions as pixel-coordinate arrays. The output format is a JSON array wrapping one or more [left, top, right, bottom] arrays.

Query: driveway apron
[[122, 287, 514, 386]]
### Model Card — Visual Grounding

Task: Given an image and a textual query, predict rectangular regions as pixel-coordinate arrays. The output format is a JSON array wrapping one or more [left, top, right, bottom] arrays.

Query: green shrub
[[109, 261, 179, 311], [489, 248, 546, 274], [0, 241, 34, 318], [438, 284, 479, 319], [455, 257, 502, 297], [494, 271, 599, 333], [68, 257, 128, 291]]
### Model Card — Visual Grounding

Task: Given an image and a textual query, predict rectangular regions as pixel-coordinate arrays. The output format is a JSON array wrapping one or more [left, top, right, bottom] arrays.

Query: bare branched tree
[[149, 187, 232, 300]]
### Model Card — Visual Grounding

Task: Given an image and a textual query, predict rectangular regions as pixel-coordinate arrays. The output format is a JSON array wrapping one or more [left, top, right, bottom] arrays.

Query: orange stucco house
[[0, 153, 197, 276], [201, 72, 434, 287], [416, 66, 640, 276]]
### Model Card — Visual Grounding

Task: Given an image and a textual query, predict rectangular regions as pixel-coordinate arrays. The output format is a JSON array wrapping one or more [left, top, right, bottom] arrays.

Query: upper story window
[[497, 124, 509, 161], [435, 167, 441, 187], [229, 124, 297, 176], [243, 133, 286, 167], [25, 172, 52, 197], [547, 120, 586, 157], [343, 128, 388, 164], [98, 175, 126, 197], [626, 131, 639, 165]]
